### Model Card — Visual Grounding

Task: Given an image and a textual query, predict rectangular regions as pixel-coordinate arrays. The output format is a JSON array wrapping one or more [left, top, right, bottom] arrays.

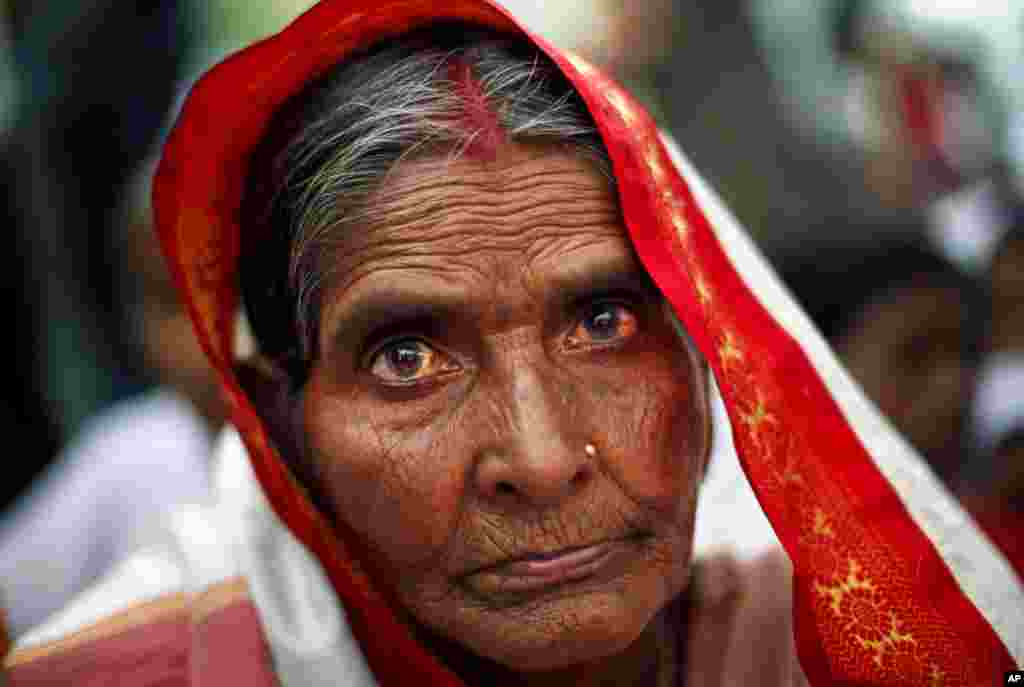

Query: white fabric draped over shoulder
[[14, 427, 379, 687]]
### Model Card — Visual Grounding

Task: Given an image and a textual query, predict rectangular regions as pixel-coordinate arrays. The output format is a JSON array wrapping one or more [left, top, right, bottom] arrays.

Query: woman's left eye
[[567, 302, 639, 348], [368, 338, 459, 385]]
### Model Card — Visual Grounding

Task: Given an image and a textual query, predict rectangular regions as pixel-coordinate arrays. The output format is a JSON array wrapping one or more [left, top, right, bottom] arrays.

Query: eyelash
[[361, 294, 645, 385], [569, 296, 638, 341], [361, 334, 454, 386]]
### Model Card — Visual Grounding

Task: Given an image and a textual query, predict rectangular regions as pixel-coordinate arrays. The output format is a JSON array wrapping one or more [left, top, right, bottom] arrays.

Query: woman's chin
[[489, 620, 643, 673], [404, 536, 687, 674], [437, 586, 659, 674]]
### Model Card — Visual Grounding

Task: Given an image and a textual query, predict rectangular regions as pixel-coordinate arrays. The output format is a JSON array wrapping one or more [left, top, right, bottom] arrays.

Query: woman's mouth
[[463, 539, 638, 597]]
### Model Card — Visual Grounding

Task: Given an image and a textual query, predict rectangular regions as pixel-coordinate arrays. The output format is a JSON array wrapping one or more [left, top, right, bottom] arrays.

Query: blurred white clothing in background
[[0, 390, 212, 637]]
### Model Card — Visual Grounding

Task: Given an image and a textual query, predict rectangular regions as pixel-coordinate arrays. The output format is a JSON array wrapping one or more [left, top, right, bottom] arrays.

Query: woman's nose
[[473, 370, 593, 507]]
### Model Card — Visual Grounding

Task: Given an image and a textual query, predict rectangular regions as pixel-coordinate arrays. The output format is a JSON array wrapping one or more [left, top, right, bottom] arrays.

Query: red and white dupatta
[[152, 0, 1023, 683]]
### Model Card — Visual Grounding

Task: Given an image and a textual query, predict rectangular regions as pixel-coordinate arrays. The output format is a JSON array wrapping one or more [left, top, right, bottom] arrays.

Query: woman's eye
[[369, 339, 456, 384], [567, 302, 639, 348]]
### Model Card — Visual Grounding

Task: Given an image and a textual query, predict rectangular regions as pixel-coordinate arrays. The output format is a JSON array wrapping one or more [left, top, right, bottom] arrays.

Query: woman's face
[[301, 142, 708, 670]]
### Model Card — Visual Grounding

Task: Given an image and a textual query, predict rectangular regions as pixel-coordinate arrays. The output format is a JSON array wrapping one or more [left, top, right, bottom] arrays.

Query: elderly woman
[[4, 1, 1021, 685]]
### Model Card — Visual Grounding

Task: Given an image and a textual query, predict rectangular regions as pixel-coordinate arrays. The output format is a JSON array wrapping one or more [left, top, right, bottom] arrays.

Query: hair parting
[[240, 24, 615, 372]]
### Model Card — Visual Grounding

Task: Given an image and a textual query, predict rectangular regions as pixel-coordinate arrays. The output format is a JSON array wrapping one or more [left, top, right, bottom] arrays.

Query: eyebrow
[[326, 287, 465, 352], [324, 254, 658, 351], [547, 256, 657, 309]]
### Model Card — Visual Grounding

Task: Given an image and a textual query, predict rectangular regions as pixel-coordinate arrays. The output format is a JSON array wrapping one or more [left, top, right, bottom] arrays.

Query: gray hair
[[242, 26, 615, 367]]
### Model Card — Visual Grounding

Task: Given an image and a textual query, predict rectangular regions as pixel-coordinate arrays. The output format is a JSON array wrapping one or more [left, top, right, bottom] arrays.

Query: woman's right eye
[[565, 301, 640, 350], [368, 338, 458, 385]]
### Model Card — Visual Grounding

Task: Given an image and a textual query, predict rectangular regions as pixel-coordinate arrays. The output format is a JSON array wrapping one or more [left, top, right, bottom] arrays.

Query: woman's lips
[[501, 543, 612, 577], [465, 540, 632, 596]]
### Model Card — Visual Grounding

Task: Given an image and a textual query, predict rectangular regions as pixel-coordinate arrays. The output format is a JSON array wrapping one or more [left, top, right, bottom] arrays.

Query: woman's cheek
[[304, 386, 464, 568], [597, 360, 703, 505]]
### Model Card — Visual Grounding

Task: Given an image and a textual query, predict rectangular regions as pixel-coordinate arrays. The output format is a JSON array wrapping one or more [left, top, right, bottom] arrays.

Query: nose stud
[[584, 443, 598, 458]]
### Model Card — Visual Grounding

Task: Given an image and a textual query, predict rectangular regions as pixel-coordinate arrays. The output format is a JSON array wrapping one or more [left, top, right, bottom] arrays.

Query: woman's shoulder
[[684, 548, 810, 687], [4, 575, 276, 686]]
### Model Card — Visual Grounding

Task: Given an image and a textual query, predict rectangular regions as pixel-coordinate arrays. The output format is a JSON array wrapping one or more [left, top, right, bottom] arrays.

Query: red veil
[[153, 0, 1021, 683]]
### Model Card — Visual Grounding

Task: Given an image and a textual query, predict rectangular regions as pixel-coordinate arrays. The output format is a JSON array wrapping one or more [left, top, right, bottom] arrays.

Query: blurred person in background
[[750, 0, 1024, 569], [0, 0, 64, 527], [509, 0, 909, 252], [0, 0, 190, 643], [0, 0, 191, 504], [0, 0, 321, 642], [778, 233, 970, 483], [2, 0, 191, 438], [0, 161, 226, 638], [959, 224, 1024, 571]]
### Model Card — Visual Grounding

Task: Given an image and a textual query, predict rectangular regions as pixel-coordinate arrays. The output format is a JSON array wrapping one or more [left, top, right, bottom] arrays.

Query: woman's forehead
[[327, 145, 627, 282], [368, 141, 616, 223], [318, 143, 643, 331]]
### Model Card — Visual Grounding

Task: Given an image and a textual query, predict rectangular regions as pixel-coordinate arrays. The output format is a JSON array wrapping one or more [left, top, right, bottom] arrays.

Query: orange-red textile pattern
[[152, 0, 1018, 684]]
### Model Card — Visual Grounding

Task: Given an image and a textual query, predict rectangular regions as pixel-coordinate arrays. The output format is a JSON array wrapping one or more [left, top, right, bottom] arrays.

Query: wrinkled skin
[[285, 143, 708, 683]]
